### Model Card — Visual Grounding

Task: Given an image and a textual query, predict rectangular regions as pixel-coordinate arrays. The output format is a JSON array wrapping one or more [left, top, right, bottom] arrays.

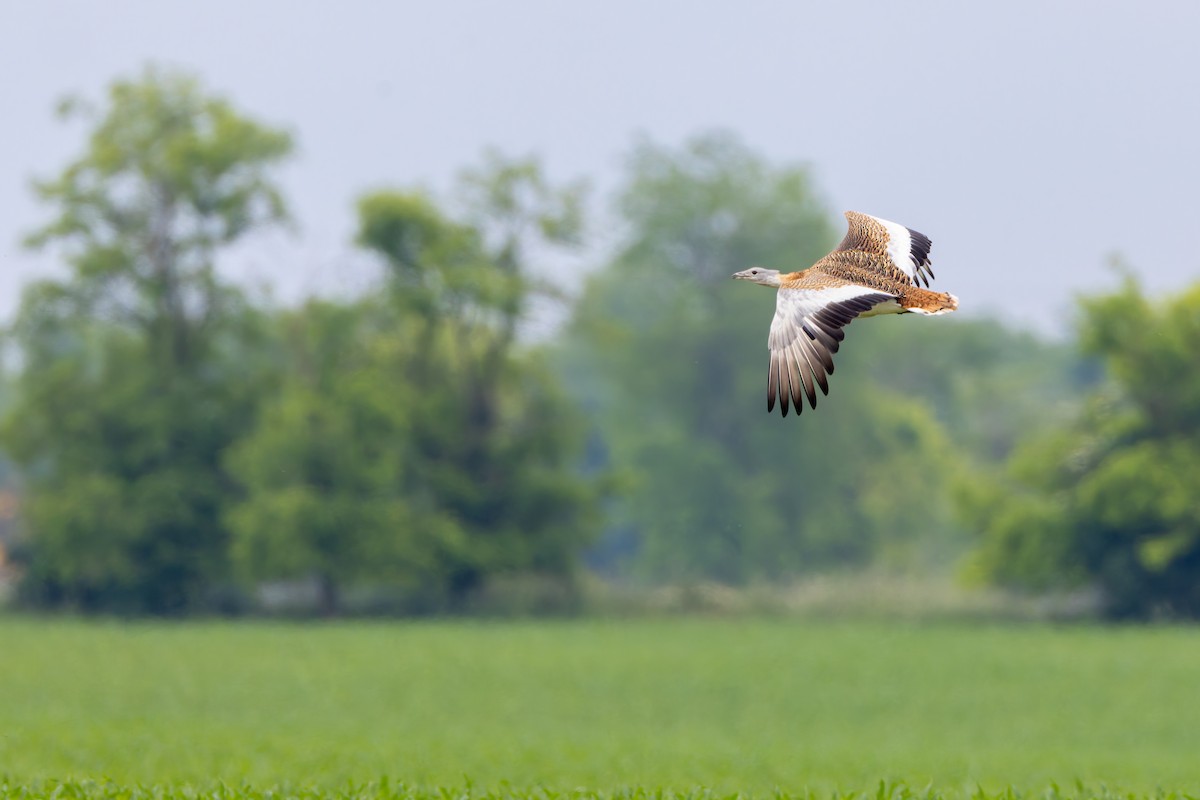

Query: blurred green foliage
[[227, 165, 604, 614], [1, 70, 603, 615], [2, 68, 291, 613], [964, 277, 1200, 618], [3, 69, 1200, 618]]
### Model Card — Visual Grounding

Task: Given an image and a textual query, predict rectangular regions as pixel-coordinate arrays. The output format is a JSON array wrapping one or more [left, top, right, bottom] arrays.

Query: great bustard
[[732, 211, 958, 417]]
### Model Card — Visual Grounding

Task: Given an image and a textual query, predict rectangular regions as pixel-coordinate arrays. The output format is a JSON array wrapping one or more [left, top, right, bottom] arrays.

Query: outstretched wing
[[836, 211, 935, 287], [768, 283, 896, 416]]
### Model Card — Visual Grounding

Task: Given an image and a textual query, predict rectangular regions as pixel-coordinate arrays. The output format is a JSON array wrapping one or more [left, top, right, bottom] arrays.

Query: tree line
[[2, 68, 1197, 618]]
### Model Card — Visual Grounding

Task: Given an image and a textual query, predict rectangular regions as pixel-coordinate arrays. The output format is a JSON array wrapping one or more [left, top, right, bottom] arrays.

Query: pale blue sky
[[3, 1, 1199, 333]]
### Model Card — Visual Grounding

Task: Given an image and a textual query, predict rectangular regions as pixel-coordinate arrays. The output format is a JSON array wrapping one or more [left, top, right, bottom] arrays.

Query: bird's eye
[[751, 269, 759, 275]]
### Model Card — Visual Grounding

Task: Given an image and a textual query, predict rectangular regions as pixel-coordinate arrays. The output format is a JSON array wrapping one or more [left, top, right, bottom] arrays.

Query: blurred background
[[3, 0, 1200, 621]]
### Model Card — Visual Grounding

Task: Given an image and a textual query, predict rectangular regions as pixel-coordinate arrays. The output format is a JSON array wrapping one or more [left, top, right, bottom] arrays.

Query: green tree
[[224, 300, 456, 614], [563, 132, 965, 582], [844, 318, 1094, 462], [965, 275, 1200, 618], [2, 68, 292, 613], [227, 155, 603, 612], [361, 157, 601, 604]]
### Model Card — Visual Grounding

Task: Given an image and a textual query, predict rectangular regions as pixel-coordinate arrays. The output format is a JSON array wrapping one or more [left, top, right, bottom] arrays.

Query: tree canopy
[[964, 275, 1200, 618], [3, 68, 292, 613], [3, 72, 605, 616], [227, 160, 604, 613]]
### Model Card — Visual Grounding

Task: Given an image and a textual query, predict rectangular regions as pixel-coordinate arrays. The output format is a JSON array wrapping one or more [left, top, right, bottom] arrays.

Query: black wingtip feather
[[767, 357, 778, 413], [907, 227, 935, 287], [907, 227, 932, 262]]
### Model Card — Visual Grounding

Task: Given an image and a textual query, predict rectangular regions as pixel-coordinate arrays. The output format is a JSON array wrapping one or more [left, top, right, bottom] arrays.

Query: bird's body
[[732, 211, 958, 416]]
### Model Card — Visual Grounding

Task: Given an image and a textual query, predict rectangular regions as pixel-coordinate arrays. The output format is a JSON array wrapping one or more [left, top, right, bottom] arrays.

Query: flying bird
[[732, 211, 958, 417]]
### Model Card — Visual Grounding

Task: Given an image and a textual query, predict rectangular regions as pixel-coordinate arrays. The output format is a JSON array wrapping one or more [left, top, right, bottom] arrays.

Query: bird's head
[[731, 267, 782, 287]]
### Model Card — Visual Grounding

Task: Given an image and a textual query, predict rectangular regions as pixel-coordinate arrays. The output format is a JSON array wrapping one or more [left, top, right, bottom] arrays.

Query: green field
[[2, 618, 1199, 798]]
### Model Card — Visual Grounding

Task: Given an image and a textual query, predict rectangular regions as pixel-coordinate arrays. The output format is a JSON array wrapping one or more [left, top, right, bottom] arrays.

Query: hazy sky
[[3, 1, 1199, 334]]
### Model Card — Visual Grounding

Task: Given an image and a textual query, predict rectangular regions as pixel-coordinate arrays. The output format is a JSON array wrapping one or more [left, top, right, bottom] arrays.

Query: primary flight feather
[[732, 211, 958, 417]]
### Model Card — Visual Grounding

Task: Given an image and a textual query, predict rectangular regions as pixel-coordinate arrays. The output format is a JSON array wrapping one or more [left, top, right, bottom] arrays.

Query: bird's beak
[[731, 269, 752, 280]]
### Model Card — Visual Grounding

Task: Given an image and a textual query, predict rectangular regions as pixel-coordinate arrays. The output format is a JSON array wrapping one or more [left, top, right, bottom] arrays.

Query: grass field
[[2, 618, 1199, 798]]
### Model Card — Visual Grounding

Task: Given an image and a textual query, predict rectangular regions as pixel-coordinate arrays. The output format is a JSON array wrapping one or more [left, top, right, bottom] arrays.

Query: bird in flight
[[732, 211, 958, 417]]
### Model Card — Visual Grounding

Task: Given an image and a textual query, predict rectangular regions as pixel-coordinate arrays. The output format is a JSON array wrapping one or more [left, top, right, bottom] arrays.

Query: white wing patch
[[766, 284, 899, 416], [866, 213, 935, 287], [872, 215, 914, 278]]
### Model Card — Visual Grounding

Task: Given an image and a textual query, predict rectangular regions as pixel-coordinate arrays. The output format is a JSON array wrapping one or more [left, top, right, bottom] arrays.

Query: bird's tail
[[901, 287, 958, 316]]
